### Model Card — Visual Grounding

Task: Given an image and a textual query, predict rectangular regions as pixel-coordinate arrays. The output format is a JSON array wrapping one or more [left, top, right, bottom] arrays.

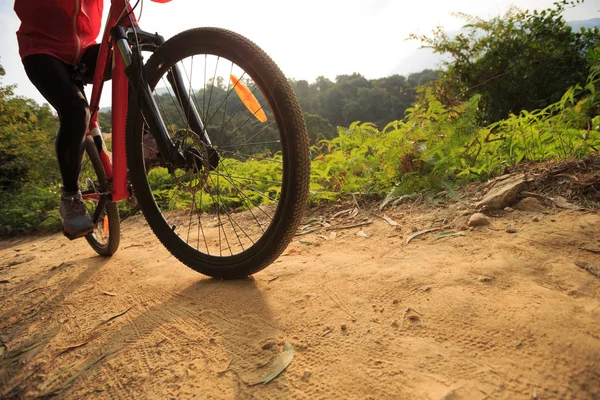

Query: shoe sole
[[62, 227, 94, 240]]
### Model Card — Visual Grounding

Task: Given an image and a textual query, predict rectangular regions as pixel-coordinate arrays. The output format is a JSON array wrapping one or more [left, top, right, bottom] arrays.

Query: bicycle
[[78, 0, 310, 279]]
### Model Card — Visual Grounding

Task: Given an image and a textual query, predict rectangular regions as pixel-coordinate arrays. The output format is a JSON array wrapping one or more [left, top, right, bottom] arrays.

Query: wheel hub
[[170, 129, 210, 192]]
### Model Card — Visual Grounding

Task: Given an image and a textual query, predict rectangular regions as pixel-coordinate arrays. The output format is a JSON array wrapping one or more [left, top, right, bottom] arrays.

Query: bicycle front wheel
[[126, 28, 310, 278]]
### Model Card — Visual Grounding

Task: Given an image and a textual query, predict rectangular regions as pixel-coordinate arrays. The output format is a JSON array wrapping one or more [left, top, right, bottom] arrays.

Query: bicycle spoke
[[209, 165, 275, 219], [203, 70, 249, 132], [144, 51, 286, 258]]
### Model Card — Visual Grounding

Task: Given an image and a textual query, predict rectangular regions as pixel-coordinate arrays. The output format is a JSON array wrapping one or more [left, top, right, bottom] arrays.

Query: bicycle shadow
[[41, 275, 288, 398], [0, 255, 111, 397]]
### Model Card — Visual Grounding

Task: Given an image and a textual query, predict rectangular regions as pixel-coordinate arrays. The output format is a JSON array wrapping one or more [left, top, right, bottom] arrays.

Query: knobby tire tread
[[84, 136, 121, 256]]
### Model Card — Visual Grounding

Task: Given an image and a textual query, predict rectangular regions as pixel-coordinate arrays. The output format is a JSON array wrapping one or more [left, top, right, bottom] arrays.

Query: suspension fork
[[111, 26, 219, 169], [166, 65, 220, 169], [166, 68, 209, 144]]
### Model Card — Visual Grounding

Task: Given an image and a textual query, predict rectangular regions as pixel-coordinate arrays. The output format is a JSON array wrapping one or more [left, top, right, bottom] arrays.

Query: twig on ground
[[400, 308, 424, 329], [101, 305, 135, 325], [408, 307, 424, 316], [331, 209, 353, 219], [216, 358, 233, 375], [56, 342, 89, 355], [406, 228, 441, 244], [351, 193, 361, 209], [326, 287, 357, 321], [321, 327, 334, 337], [575, 261, 600, 278], [326, 221, 372, 231], [123, 244, 143, 249], [294, 228, 319, 236], [579, 247, 600, 254]]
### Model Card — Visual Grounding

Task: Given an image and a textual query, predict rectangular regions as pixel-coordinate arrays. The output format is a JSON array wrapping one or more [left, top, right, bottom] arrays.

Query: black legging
[[22, 45, 101, 193]]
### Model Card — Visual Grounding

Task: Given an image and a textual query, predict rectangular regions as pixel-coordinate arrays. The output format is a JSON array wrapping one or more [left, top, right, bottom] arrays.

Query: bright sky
[[0, 0, 597, 108]]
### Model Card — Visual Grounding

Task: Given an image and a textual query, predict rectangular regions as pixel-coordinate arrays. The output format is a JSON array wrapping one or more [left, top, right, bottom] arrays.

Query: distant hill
[[569, 18, 600, 31]]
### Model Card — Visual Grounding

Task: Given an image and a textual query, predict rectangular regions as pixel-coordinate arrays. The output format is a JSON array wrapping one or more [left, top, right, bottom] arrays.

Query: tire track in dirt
[[1, 209, 599, 399]]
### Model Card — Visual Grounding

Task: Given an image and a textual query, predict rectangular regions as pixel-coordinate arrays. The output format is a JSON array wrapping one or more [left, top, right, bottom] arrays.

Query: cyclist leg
[[22, 54, 94, 237]]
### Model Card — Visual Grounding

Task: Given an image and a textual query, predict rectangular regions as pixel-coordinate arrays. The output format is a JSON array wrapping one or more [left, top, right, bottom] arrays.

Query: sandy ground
[[1, 202, 599, 399]]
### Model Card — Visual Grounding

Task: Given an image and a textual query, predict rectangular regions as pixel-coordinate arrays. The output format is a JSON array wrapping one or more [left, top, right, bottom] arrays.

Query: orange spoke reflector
[[103, 216, 109, 235], [230, 74, 267, 123]]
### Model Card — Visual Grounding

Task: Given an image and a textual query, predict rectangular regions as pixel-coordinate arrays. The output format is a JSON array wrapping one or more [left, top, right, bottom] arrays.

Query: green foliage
[[98, 109, 112, 132], [0, 90, 59, 190], [412, 0, 600, 122], [145, 154, 283, 213], [0, 61, 61, 234], [290, 71, 439, 129], [0, 184, 61, 235], [304, 112, 336, 144], [309, 64, 600, 203]]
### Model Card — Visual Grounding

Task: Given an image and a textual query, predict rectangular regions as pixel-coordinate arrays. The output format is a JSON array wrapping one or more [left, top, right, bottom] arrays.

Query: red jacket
[[14, 0, 103, 65]]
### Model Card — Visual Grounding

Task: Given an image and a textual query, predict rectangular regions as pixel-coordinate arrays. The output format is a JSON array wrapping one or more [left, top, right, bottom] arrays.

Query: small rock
[[423, 286, 431, 292], [468, 213, 491, 227], [411, 227, 419, 233], [504, 207, 514, 212], [341, 323, 348, 331], [476, 174, 528, 210], [408, 315, 420, 323], [261, 339, 278, 350], [301, 370, 312, 381], [392, 299, 400, 305], [532, 216, 540, 222], [209, 337, 217, 344], [391, 320, 399, 328], [479, 276, 495, 283], [515, 197, 546, 212], [505, 226, 517, 234]]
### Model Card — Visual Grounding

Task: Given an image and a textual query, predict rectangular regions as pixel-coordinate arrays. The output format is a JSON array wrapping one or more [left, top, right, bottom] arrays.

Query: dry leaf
[[434, 231, 466, 240], [382, 215, 399, 226], [551, 196, 583, 210], [406, 228, 440, 244], [263, 342, 294, 383]]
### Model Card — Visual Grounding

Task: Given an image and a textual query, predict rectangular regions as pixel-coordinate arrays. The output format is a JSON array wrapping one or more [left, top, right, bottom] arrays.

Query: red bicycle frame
[[82, 1, 139, 203], [84, 0, 173, 204]]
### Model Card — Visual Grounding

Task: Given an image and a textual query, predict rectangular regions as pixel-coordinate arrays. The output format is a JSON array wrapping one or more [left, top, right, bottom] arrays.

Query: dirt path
[[1, 203, 599, 399]]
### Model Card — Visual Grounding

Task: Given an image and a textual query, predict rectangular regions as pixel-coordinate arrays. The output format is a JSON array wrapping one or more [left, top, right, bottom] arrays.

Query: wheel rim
[[80, 150, 110, 248], [141, 53, 288, 258]]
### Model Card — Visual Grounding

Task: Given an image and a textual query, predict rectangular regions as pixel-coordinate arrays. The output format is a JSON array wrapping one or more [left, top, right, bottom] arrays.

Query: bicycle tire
[[126, 27, 310, 278], [81, 136, 120, 256]]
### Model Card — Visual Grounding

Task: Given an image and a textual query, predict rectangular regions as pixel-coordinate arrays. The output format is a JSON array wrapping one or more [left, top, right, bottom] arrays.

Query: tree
[[413, 0, 600, 122], [98, 109, 112, 132], [304, 112, 336, 143], [0, 62, 59, 190]]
